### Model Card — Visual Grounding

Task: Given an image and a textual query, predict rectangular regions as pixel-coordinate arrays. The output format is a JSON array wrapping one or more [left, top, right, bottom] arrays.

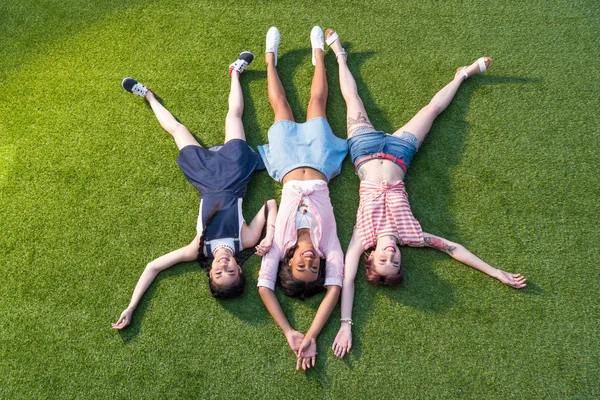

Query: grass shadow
[[276, 48, 312, 122], [521, 280, 543, 296]]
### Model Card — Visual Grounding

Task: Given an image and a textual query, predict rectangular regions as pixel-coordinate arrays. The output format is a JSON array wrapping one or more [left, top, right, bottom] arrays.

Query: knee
[[172, 122, 189, 137], [343, 92, 363, 107], [227, 107, 243, 119], [271, 96, 290, 112], [309, 93, 327, 108], [424, 102, 443, 116]]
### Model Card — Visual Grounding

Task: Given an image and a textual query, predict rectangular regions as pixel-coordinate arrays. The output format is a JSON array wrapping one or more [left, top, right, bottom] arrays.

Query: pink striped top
[[355, 180, 424, 249]]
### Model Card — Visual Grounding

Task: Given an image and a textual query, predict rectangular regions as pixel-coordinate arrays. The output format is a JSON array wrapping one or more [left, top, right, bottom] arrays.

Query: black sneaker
[[228, 51, 254, 76], [121, 77, 149, 97]]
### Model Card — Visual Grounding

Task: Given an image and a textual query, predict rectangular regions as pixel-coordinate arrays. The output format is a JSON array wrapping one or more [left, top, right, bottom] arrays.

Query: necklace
[[297, 199, 310, 227], [211, 243, 235, 257]]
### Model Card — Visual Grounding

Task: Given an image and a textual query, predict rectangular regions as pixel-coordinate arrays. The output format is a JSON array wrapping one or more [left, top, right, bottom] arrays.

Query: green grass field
[[1, 0, 599, 398]]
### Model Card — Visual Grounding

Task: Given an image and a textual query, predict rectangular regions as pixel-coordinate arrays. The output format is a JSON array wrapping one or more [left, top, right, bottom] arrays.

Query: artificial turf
[[1, 0, 599, 398]]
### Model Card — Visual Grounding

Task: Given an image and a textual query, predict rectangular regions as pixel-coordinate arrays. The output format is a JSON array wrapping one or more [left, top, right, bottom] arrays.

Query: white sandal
[[325, 29, 347, 60], [456, 57, 493, 79]]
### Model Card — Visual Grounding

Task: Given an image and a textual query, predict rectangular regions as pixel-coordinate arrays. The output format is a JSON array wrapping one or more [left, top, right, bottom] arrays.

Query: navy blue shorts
[[347, 131, 418, 173], [177, 139, 265, 196]]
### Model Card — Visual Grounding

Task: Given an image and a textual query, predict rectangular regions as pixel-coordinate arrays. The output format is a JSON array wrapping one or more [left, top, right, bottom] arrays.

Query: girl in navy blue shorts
[[112, 52, 277, 330]]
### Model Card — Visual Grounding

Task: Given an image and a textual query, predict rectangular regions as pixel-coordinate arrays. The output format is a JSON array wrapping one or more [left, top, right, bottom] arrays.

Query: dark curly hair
[[198, 199, 268, 299], [364, 250, 404, 286], [277, 245, 326, 300]]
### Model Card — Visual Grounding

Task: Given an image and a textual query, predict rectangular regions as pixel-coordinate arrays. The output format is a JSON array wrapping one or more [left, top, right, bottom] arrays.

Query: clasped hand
[[255, 234, 274, 256], [285, 330, 317, 371]]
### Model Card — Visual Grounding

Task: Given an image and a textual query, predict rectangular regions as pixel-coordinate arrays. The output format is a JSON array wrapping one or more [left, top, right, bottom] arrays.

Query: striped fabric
[[356, 180, 424, 249]]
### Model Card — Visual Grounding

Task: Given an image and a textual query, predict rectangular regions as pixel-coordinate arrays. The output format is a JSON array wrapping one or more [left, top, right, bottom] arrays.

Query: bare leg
[[306, 49, 328, 120], [393, 57, 492, 149], [328, 32, 374, 137], [225, 71, 246, 143], [266, 53, 294, 122], [145, 91, 200, 150]]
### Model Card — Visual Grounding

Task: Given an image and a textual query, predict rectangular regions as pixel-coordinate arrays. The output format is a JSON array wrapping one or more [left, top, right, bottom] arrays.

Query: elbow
[[450, 243, 468, 260], [327, 285, 341, 299], [145, 261, 161, 274], [267, 199, 277, 208], [258, 286, 274, 297]]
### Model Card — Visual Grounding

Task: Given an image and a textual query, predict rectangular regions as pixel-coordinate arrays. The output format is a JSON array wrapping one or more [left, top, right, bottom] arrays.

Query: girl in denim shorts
[[325, 29, 527, 359]]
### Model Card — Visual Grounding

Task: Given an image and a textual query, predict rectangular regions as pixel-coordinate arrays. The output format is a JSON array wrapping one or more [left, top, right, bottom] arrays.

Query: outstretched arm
[[112, 235, 200, 330], [258, 286, 306, 356], [296, 285, 341, 370], [242, 199, 278, 255], [422, 232, 526, 288], [332, 230, 363, 358]]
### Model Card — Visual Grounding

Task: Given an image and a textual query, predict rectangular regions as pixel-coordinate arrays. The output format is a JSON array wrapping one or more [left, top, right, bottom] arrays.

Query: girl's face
[[372, 237, 402, 276], [210, 256, 241, 287], [288, 243, 320, 283]]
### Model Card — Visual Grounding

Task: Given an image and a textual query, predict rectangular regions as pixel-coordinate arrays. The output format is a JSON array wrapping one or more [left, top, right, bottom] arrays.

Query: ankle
[[265, 53, 276, 65]]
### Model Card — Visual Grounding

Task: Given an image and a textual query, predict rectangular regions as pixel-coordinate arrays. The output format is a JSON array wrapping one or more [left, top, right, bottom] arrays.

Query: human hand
[[285, 330, 304, 354], [296, 336, 317, 371], [111, 308, 134, 330], [496, 270, 527, 288], [255, 235, 273, 256], [332, 324, 352, 358]]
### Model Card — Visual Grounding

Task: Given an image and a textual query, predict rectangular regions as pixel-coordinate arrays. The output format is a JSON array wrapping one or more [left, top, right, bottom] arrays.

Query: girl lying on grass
[[112, 52, 277, 330], [325, 29, 527, 358], [256, 27, 347, 370]]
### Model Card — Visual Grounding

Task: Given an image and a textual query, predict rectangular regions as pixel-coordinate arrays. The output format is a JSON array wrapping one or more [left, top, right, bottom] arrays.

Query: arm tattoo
[[399, 131, 419, 147], [424, 236, 456, 255]]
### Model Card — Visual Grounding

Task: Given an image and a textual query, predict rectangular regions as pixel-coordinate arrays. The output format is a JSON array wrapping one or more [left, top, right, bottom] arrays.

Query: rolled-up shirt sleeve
[[322, 217, 344, 288], [257, 244, 281, 290]]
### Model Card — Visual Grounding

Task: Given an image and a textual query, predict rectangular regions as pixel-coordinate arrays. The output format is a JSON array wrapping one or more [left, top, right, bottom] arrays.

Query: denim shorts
[[257, 117, 348, 183], [347, 131, 418, 173]]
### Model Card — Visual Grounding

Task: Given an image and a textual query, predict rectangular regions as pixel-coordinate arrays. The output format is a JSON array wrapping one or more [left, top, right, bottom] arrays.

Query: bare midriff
[[282, 167, 328, 184], [357, 159, 406, 182]]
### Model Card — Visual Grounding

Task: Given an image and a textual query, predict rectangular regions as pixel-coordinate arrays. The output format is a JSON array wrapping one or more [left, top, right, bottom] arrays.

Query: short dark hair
[[277, 246, 326, 300], [364, 251, 404, 286]]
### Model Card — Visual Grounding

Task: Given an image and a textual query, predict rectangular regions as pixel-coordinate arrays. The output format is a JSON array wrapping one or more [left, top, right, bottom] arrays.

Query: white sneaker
[[266, 26, 280, 67], [121, 77, 148, 97], [310, 26, 324, 66]]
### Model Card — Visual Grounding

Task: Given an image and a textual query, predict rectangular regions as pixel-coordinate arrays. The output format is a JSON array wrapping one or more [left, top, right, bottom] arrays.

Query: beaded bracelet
[[340, 318, 353, 325]]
